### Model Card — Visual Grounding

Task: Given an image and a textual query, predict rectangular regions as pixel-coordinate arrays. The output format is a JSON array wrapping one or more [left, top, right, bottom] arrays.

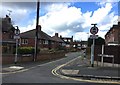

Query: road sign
[[90, 35, 98, 39], [14, 35, 20, 39], [90, 26, 99, 35]]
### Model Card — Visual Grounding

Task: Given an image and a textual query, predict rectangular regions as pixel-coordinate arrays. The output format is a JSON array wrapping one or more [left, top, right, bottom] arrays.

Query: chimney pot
[[38, 25, 41, 31], [55, 33, 58, 37]]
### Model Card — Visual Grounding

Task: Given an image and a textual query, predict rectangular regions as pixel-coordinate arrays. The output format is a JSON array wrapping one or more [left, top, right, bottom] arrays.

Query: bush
[[17, 47, 34, 54]]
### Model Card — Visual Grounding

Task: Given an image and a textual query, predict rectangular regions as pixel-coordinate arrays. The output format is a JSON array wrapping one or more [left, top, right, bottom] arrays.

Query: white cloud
[[1, 2, 118, 41], [118, 16, 120, 21], [91, 3, 112, 24], [22, 2, 118, 40], [0, 5, 31, 26], [74, 32, 89, 41]]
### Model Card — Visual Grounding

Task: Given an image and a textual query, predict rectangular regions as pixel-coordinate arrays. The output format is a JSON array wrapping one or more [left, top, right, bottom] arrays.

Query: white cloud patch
[[74, 32, 89, 41], [39, 2, 118, 40], [1, 5, 30, 26], [1, 2, 118, 41]]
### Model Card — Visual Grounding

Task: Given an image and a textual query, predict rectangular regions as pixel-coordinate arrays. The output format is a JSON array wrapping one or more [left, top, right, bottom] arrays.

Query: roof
[[20, 29, 54, 41], [52, 36, 64, 43], [105, 22, 120, 37]]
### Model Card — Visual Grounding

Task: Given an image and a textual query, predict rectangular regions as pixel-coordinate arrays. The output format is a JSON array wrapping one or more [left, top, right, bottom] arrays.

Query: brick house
[[72, 40, 81, 49], [105, 22, 120, 45], [1, 15, 16, 54], [52, 33, 65, 49], [20, 25, 55, 50], [60, 35, 73, 48]]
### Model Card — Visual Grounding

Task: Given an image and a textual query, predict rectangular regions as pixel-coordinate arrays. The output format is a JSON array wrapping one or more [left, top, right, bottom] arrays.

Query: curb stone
[[59, 68, 120, 81]]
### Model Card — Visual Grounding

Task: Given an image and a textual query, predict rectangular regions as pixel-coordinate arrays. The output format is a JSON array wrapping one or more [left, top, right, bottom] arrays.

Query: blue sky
[[1, 1, 119, 41]]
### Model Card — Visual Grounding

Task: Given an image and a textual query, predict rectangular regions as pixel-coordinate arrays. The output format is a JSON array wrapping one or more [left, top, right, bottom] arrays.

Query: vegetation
[[17, 47, 35, 54], [17, 47, 39, 54]]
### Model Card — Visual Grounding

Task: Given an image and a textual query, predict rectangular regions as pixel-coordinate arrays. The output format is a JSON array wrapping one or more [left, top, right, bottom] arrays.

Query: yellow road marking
[[51, 56, 120, 84]]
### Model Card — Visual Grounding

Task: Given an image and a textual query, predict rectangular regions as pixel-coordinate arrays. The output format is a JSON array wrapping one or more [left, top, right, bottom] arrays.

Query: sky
[[1, 0, 120, 41]]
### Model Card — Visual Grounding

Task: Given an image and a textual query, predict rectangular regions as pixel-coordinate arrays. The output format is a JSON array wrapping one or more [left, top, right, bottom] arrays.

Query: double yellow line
[[51, 56, 120, 84]]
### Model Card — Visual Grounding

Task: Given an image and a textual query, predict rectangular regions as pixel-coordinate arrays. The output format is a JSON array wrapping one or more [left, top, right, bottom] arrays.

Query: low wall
[[2, 51, 66, 64], [94, 45, 120, 64]]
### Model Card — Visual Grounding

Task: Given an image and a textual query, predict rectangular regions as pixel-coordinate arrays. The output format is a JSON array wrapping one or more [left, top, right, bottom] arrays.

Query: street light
[[14, 26, 20, 64]]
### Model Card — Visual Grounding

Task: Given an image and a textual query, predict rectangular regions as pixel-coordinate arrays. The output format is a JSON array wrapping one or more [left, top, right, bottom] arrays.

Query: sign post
[[90, 24, 99, 67], [14, 26, 20, 64]]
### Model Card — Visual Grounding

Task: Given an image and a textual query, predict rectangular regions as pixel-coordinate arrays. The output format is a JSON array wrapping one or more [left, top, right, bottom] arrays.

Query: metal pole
[[34, 0, 40, 61], [91, 38, 95, 67], [15, 39, 18, 64]]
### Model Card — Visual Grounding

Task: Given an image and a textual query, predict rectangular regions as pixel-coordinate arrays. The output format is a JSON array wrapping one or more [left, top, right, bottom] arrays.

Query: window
[[64, 39, 67, 42], [43, 40, 48, 44], [68, 39, 71, 42], [21, 39, 28, 44]]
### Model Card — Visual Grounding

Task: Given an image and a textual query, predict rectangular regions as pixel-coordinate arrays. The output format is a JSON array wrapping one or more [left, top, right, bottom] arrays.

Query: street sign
[[90, 35, 98, 39], [90, 26, 99, 35], [14, 35, 20, 39]]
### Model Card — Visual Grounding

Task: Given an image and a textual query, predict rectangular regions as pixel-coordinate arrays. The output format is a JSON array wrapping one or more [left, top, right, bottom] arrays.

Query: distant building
[[81, 41, 88, 49], [105, 22, 120, 45], [60, 35, 73, 48], [72, 40, 81, 49], [52, 33, 65, 48]]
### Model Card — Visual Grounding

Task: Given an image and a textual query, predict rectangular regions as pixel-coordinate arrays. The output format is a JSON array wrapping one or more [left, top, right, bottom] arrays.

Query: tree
[[88, 37, 105, 47]]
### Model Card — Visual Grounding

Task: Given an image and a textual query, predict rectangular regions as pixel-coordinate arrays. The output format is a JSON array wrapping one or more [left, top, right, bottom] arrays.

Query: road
[[2, 52, 116, 85]]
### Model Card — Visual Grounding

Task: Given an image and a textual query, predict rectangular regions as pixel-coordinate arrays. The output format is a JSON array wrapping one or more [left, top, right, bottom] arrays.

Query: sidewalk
[[1, 60, 52, 73], [59, 57, 120, 81]]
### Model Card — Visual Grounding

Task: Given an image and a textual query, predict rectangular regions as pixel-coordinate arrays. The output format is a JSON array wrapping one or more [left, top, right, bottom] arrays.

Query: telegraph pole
[[34, 0, 40, 61]]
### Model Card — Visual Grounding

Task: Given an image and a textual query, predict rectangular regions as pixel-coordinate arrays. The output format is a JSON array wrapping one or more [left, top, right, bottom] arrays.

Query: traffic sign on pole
[[90, 26, 99, 35], [90, 24, 99, 67]]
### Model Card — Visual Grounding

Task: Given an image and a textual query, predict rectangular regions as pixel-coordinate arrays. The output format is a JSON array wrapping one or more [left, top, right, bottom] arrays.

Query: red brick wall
[[20, 38, 35, 47], [94, 45, 120, 64], [2, 52, 65, 64]]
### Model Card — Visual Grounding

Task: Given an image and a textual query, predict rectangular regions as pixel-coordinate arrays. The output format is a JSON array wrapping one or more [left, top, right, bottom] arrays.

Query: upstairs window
[[21, 39, 28, 44], [43, 40, 48, 44]]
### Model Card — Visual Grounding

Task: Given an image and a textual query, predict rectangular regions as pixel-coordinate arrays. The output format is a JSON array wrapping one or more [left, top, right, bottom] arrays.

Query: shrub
[[17, 47, 34, 54]]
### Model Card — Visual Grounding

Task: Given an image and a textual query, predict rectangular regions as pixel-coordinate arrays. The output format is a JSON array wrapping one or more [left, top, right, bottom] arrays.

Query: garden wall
[[2, 51, 66, 64]]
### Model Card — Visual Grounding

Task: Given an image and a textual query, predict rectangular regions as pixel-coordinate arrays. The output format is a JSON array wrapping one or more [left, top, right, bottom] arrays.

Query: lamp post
[[14, 26, 20, 64]]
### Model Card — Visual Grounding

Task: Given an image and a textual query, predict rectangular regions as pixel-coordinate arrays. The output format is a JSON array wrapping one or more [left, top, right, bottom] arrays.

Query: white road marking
[[1, 56, 67, 75]]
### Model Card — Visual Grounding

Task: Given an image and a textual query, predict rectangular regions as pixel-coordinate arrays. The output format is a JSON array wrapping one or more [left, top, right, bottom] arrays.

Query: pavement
[[1, 60, 54, 73], [59, 56, 120, 81]]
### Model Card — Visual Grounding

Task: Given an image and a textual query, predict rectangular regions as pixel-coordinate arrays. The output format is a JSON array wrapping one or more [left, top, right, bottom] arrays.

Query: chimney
[[60, 35, 62, 38], [72, 36, 73, 39], [38, 25, 41, 31], [6, 15, 11, 23], [55, 33, 58, 37], [118, 22, 120, 26]]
